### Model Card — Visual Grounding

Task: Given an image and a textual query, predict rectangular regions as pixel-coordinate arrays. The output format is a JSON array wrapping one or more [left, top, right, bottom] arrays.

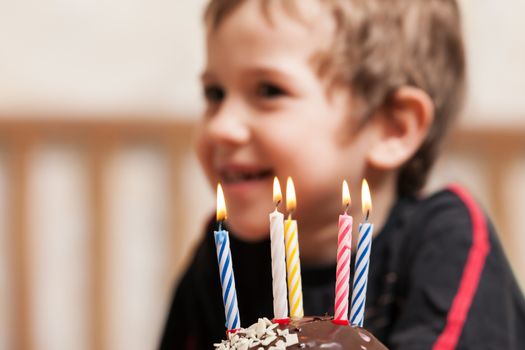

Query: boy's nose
[[206, 104, 251, 147]]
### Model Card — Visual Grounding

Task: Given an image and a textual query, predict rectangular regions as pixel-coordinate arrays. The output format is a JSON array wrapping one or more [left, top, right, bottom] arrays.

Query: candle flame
[[273, 177, 282, 205], [361, 179, 372, 219], [286, 177, 296, 212], [216, 183, 227, 221], [342, 180, 351, 209]]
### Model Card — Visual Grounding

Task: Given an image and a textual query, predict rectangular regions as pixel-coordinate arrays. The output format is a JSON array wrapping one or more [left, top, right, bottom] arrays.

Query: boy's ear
[[366, 86, 434, 170]]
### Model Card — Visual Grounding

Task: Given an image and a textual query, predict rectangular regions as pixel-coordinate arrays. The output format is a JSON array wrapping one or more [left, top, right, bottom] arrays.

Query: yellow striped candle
[[284, 177, 304, 318]]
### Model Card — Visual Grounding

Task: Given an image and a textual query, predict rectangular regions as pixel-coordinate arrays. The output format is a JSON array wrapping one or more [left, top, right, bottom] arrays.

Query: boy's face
[[196, 1, 369, 240]]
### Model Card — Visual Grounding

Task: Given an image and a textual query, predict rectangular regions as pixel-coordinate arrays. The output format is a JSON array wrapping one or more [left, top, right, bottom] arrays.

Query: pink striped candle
[[334, 180, 353, 324]]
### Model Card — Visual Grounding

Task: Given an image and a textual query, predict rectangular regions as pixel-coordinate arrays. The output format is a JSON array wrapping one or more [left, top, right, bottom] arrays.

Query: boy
[[161, 0, 525, 349]]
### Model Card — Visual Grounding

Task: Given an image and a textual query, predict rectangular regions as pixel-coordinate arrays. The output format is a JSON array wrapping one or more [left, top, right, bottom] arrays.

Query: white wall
[[460, 0, 525, 121], [0, 0, 208, 117], [0, 0, 524, 121]]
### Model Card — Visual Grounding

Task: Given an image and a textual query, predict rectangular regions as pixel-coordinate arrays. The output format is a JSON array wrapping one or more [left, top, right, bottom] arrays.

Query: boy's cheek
[[194, 136, 215, 182]]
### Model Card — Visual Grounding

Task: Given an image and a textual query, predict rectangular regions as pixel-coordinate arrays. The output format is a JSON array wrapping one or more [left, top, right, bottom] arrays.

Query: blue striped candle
[[350, 179, 373, 327], [214, 228, 241, 330], [349, 222, 373, 327], [214, 183, 240, 330]]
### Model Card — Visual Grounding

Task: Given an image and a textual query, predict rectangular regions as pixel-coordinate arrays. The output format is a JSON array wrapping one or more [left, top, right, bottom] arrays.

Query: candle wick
[[275, 199, 281, 209], [287, 212, 293, 221], [344, 203, 350, 215], [365, 210, 370, 223], [218, 220, 223, 231]]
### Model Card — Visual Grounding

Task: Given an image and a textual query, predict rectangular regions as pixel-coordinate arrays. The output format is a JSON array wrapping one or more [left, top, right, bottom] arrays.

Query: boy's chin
[[226, 219, 270, 243]]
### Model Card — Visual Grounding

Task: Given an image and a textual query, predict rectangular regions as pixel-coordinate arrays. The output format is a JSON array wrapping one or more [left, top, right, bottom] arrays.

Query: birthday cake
[[214, 179, 384, 349], [214, 316, 387, 350]]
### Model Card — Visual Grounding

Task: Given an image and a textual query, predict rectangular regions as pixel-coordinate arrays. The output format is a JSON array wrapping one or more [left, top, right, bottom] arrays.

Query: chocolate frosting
[[217, 316, 388, 349], [278, 316, 388, 349]]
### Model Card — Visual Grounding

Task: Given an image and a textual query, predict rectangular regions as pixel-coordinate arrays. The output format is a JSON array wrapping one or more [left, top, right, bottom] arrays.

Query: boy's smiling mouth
[[220, 167, 274, 184]]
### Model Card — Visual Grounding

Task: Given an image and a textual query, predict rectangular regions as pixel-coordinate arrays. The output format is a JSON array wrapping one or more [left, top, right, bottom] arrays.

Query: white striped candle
[[269, 177, 288, 320], [214, 184, 241, 330]]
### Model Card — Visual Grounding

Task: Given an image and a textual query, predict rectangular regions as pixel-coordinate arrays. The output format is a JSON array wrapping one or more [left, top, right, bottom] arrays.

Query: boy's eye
[[257, 82, 285, 98], [204, 85, 225, 103]]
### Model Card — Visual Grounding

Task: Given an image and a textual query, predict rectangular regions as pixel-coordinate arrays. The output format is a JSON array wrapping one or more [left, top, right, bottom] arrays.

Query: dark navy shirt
[[160, 187, 525, 350]]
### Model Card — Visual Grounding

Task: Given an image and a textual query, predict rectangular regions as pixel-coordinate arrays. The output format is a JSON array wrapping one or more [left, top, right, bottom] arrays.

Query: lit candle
[[214, 183, 241, 331], [269, 177, 289, 322], [284, 177, 304, 318], [334, 180, 353, 324], [350, 179, 373, 327]]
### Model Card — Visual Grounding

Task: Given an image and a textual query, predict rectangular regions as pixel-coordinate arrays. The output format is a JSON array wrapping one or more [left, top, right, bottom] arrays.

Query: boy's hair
[[204, 0, 466, 196]]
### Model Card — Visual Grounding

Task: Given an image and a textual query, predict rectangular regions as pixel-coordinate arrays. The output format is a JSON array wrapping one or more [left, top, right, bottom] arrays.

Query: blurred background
[[0, 1, 524, 349]]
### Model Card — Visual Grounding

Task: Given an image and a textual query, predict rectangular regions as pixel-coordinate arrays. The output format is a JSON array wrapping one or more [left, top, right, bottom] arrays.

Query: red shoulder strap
[[432, 184, 491, 350]]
